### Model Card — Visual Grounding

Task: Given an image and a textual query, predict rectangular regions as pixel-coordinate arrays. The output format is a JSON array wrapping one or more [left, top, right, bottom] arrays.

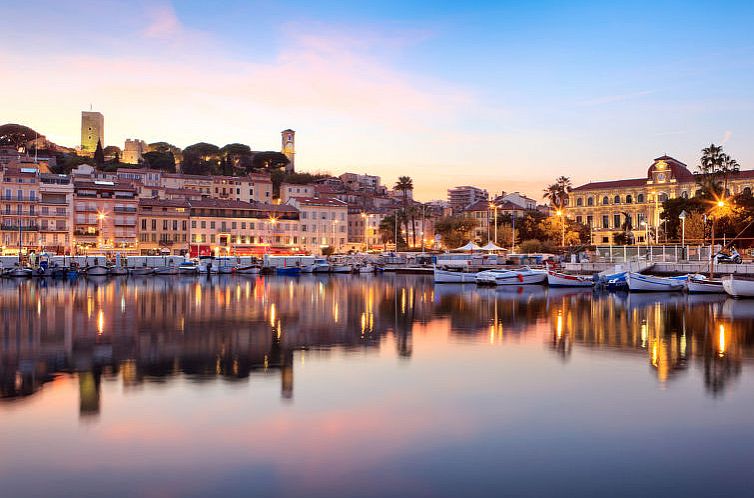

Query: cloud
[[721, 130, 733, 143], [142, 3, 182, 39]]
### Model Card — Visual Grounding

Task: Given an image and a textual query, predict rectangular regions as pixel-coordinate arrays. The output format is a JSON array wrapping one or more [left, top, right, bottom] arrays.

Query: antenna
[[34, 131, 38, 163]]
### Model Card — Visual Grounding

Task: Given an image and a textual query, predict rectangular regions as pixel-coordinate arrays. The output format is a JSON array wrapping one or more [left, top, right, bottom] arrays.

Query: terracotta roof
[[73, 180, 137, 191], [289, 196, 348, 207], [496, 201, 527, 211], [464, 200, 492, 212], [189, 198, 256, 209], [139, 198, 190, 208]]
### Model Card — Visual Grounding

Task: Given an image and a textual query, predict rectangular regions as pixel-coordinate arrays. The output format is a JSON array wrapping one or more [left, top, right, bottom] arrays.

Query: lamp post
[[97, 211, 106, 252], [678, 210, 687, 260], [556, 210, 565, 247], [710, 199, 726, 278], [361, 212, 368, 252], [489, 201, 498, 245]]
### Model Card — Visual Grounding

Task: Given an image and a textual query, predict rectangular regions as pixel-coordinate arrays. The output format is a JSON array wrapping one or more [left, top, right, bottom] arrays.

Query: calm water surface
[[1, 274, 754, 497]]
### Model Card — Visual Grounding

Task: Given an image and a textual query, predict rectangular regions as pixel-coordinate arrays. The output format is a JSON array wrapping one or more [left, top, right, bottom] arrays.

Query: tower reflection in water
[[2, 276, 754, 416]]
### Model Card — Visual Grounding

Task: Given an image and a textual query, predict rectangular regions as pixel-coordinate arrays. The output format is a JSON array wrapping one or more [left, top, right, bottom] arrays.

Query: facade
[[448, 185, 488, 212], [72, 180, 139, 254], [281, 129, 295, 172], [189, 199, 299, 257], [39, 174, 74, 254], [340, 173, 381, 192], [280, 182, 315, 203], [500, 192, 537, 210], [285, 197, 348, 254], [80, 111, 104, 155], [463, 199, 529, 243], [122, 139, 148, 164], [567, 155, 754, 244], [0, 166, 41, 254], [137, 199, 190, 255]]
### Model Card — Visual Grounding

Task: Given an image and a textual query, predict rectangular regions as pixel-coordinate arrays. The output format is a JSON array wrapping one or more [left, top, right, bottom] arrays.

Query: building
[[566, 155, 754, 244], [499, 192, 537, 210], [80, 111, 104, 155], [72, 180, 138, 254], [448, 185, 488, 212], [281, 129, 295, 172], [137, 198, 190, 255], [189, 199, 300, 257], [39, 174, 74, 254], [122, 139, 147, 164], [0, 166, 41, 254], [340, 173, 382, 193], [285, 197, 348, 254], [280, 182, 315, 203]]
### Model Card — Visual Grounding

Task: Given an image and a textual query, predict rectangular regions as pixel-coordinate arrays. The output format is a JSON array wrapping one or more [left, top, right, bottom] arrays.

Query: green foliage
[[93, 140, 104, 166], [270, 170, 331, 197], [434, 215, 478, 249], [0, 123, 39, 149], [519, 239, 542, 253], [182, 142, 221, 175], [321, 246, 335, 256], [543, 176, 572, 208], [252, 151, 289, 171], [143, 151, 177, 172], [379, 214, 407, 249], [696, 143, 740, 197]]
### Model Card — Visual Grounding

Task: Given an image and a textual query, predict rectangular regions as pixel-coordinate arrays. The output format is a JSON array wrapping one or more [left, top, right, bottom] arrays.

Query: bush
[[519, 239, 542, 253]]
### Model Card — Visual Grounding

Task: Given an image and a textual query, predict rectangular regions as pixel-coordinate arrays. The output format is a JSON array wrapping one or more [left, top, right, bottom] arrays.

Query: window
[[614, 195, 620, 204], [602, 196, 609, 205], [142, 219, 147, 230], [182, 221, 187, 231], [201, 221, 206, 229], [744, 187, 752, 197], [587, 215, 593, 227], [613, 214, 621, 228], [151, 219, 156, 230], [602, 215, 609, 228], [210, 221, 215, 229], [163, 220, 168, 230], [637, 194, 644, 203], [576, 198, 583, 207], [602, 236, 609, 243], [626, 194, 633, 204], [576, 215, 583, 224], [173, 220, 178, 230]]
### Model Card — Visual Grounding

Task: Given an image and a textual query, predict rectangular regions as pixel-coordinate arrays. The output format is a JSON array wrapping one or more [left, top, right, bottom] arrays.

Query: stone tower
[[281, 129, 295, 172], [81, 111, 104, 155]]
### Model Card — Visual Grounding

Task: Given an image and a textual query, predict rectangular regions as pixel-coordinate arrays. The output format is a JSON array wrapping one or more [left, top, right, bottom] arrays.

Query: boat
[[236, 264, 261, 274], [154, 264, 179, 275], [475, 267, 547, 286], [330, 264, 352, 274], [546, 270, 595, 288], [722, 275, 754, 298], [356, 263, 375, 274], [433, 265, 478, 283], [178, 261, 199, 274], [310, 259, 331, 273], [8, 266, 33, 277], [626, 272, 685, 292], [129, 265, 154, 276], [686, 274, 725, 294], [275, 266, 301, 275], [109, 266, 128, 276], [85, 265, 109, 276]]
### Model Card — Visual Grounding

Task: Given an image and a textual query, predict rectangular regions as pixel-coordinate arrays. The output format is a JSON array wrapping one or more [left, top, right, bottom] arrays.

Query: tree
[[696, 143, 740, 197], [251, 151, 290, 171], [660, 196, 704, 240], [182, 142, 221, 175], [519, 239, 542, 253], [143, 151, 176, 172], [542, 176, 572, 208], [379, 214, 406, 249], [0, 123, 39, 150], [394, 176, 414, 244], [433, 216, 478, 249], [93, 139, 104, 167]]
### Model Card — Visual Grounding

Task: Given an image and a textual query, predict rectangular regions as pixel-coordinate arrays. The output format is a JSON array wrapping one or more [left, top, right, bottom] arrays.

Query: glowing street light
[[556, 209, 565, 247]]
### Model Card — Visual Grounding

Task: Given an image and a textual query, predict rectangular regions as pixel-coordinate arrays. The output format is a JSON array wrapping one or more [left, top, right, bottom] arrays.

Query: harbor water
[[1, 274, 754, 497]]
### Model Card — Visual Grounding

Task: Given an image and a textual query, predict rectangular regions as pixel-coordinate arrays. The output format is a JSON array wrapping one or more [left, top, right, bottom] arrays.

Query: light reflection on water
[[1, 275, 754, 497]]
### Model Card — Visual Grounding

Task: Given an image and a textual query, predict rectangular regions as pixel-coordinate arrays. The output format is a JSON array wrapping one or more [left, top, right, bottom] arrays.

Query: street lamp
[[360, 212, 368, 252], [678, 210, 687, 259], [709, 198, 727, 277], [640, 220, 649, 248], [489, 201, 498, 245], [97, 211, 107, 251], [556, 210, 565, 247]]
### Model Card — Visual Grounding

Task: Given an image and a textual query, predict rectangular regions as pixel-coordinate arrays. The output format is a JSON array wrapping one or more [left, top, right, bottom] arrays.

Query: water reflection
[[2, 275, 754, 414]]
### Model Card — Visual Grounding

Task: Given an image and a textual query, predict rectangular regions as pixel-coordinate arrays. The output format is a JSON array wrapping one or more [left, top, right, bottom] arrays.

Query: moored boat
[[154, 264, 179, 275], [129, 266, 154, 276], [8, 266, 33, 278], [178, 261, 199, 274], [356, 263, 375, 274], [109, 266, 128, 276], [433, 265, 478, 283], [687, 274, 725, 294], [236, 265, 261, 274], [722, 275, 754, 298], [330, 264, 352, 274], [626, 272, 685, 292], [476, 267, 547, 286], [546, 270, 594, 288], [275, 266, 300, 275], [85, 265, 109, 276]]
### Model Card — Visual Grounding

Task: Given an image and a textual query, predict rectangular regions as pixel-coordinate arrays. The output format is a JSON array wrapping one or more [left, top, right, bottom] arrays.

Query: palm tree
[[394, 176, 413, 245], [542, 176, 572, 209], [696, 143, 740, 197]]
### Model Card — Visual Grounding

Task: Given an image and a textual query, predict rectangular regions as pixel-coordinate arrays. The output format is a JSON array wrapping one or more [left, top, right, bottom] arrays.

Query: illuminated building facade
[[80, 111, 104, 155], [137, 198, 191, 255], [285, 197, 348, 254], [73, 180, 139, 253]]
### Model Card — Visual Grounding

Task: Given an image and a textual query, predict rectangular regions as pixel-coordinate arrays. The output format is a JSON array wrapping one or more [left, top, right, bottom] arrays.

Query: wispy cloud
[[721, 130, 733, 143]]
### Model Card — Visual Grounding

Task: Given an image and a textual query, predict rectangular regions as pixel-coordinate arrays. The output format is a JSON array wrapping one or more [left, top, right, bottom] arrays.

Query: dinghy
[[546, 270, 594, 288], [686, 274, 725, 294], [722, 275, 754, 298], [626, 272, 685, 292], [433, 265, 478, 283], [476, 267, 547, 286]]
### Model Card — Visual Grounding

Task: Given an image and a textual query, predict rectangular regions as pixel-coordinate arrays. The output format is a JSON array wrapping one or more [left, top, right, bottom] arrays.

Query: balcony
[[1, 224, 39, 231], [114, 206, 137, 213], [0, 196, 39, 202], [114, 220, 136, 226], [74, 229, 99, 237], [40, 199, 68, 205]]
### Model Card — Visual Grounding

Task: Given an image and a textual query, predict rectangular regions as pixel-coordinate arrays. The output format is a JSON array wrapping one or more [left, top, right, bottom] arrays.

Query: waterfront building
[[188, 199, 299, 257], [448, 185, 488, 213], [137, 198, 190, 255], [339, 173, 383, 193], [72, 179, 138, 253], [567, 155, 754, 244], [347, 208, 389, 250], [0, 166, 40, 254], [285, 197, 348, 254], [122, 139, 147, 164], [280, 182, 315, 203], [463, 200, 527, 243], [80, 111, 104, 155], [39, 173, 74, 254]]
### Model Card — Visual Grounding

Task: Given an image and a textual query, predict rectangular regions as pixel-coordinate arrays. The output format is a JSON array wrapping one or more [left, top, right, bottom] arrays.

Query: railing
[[74, 229, 99, 236], [1, 225, 39, 231], [40, 199, 68, 205], [114, 206, 137, 212], [0, 196, 39, 202], [593, 245, 712, 263]]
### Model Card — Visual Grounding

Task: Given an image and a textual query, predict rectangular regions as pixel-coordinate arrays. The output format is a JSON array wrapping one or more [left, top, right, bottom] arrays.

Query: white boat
[[8, 266, 33, 277], [236, 265, 261, 274], [311, 260, 331, 273], [357, 264, 375, 274], [546, 270, 594, 288], [154, 264, 179, 275], [330, 264, 352, 274], [686, 274, 725, 294], [476, 267, 547, 286], [129, 266, 154, 276], [722, 275, 754, 298], [178, 261, 199, 274], [85, 265, 109, 276], [433, 266, 478, 283], [626, 272, 685, 292], [109, 266, 128, 276]]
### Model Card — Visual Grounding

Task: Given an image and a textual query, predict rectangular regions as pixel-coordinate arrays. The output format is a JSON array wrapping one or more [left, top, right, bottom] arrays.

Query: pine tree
[[94, 139, 104, 167]]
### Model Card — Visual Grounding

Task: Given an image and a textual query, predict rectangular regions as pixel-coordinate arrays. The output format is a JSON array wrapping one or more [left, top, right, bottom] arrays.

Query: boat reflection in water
[[2, 276, 754, 412]]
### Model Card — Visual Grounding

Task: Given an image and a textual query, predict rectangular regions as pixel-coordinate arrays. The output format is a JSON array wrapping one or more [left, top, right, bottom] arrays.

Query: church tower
[[81, 110, 104, 156], [281, 129, 295, 172]]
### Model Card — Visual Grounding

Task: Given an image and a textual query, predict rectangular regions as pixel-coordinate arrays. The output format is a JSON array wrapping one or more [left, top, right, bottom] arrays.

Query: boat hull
[[235, 265, 260, 275], [476, 269, 547, 286], [687, 277, 725, 294], [433, 268, 478, 283], [85, 265, 109, 276], [154, 267, 179, 275], [275, 267, 300, 275], [723, 276, 754, 298], [626, 272, 684, 292], [547, 271, 594, 287], [129, 268, 154, 276]]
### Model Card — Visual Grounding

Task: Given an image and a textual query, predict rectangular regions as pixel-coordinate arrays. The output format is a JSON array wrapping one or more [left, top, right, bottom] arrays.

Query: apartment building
[[137, 198, 191, 255], [285, 197, 348, 254], [73, 180, 139, 254], [39, 174, 74, 254]]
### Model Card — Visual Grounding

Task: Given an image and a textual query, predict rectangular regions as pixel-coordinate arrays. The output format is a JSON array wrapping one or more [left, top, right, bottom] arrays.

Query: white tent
[[480, 242, 505, 251], [454, 241, 482, 251]]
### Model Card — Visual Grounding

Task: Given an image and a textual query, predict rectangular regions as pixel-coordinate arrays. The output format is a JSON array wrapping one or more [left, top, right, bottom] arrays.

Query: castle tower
[[81, 111, 104, 155], [281, 129, 295, 172]]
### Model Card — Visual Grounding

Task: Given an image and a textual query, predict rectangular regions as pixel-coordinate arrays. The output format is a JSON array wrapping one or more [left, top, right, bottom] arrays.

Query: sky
[[2, 0, 754, 201]]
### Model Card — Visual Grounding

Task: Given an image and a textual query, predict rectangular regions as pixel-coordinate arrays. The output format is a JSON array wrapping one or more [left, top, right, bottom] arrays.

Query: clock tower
[[281, 129, 295, 172]]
